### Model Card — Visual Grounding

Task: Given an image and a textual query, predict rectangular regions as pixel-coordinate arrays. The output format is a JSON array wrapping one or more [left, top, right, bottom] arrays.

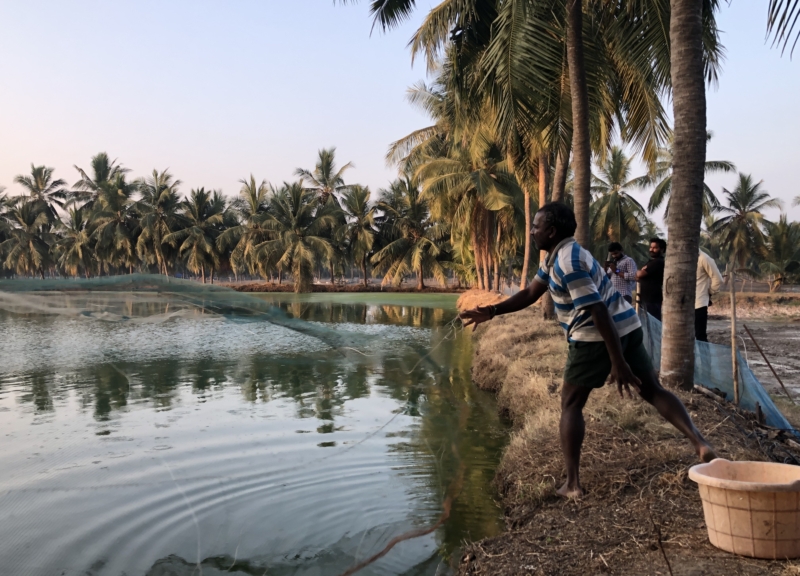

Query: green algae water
[[0, 289, 507, 575]]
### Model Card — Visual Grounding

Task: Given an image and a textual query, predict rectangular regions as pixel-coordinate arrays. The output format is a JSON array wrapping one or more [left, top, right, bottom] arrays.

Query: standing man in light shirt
[[604, 242, 638, 304], [695, 250, 724, 342]]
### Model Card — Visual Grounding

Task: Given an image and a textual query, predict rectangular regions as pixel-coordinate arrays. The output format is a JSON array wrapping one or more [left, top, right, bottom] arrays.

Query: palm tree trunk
[[417, 264, 425, 290], [567, 0, 591, 248], [472, 231, 484, 290], [201, 264, 206, 284], [210, 268, 214, 284], [493, 226, 501, 290], [482, 215, 491, 290], [552, 148, 569, 204], [329, 257, 335, 285], [520, 184, 532, 290], [661, 0, 707, 391], [278, 269, 283, 285], [362, 255, 368, 288], [539, 155, 557, 319], [483, 245, 491, 291]]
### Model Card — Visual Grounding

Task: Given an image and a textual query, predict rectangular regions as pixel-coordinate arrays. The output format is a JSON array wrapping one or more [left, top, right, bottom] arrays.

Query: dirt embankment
[[456, 292, 800, 575], [224, 282, 463, 294], [710, 292, 800, 320]]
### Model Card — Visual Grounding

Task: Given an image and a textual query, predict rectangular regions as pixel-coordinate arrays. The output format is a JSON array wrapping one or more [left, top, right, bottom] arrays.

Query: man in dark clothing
[[636, 238, 666, 321]]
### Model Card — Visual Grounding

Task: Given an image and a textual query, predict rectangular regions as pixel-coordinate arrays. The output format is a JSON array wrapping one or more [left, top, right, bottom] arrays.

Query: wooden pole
[[743, 324, 796, 404], [730, 270, 740, 405]]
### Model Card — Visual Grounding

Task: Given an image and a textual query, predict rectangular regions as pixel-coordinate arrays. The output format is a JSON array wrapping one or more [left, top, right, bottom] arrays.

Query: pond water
[[0, 291, 507, 576]]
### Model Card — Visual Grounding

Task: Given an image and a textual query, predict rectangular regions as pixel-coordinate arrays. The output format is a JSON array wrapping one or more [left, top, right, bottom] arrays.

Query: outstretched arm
[[588, 302, 642, 398], [460, 280, 548, 331]]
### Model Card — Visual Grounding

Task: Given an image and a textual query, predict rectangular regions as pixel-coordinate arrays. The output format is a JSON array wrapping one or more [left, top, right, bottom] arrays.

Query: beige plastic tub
[[689, 459, 800, 559]]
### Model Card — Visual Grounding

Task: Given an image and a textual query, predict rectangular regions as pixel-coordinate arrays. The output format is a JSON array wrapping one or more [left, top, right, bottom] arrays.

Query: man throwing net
[[460, 202, 716, 498]]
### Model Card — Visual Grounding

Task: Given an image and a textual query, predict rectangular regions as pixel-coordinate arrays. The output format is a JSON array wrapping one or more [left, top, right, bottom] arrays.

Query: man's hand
[[609, 360, 641, 399], [459, 306, 493, 332]]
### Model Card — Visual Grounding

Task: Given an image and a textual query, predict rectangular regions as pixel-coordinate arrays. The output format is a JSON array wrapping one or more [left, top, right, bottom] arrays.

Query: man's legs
[[637, 370, 717, 462], [695, 306, 709, 341], [557, 382, 593, 498]]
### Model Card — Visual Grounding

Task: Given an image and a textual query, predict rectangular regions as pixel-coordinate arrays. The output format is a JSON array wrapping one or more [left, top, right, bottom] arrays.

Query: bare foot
[[697, 443, 718, 463], [556, 481, 585, 499]]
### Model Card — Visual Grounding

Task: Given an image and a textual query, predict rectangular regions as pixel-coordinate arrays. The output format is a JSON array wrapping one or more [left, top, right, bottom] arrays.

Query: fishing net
[[639, 311, 796, 433], [0, 274, 375, 354]]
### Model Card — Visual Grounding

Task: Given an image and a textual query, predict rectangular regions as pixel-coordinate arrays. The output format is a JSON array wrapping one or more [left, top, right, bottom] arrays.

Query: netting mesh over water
[[639, 311, 795, 432], [0, 274, 373, 353]]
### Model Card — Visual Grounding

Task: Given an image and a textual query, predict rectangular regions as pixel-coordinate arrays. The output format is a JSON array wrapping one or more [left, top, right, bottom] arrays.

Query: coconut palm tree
[[295, 148, 353, 206], [135, 169, 184, 276], [0, 198, 54, 278], [371, 178, 448, 290], [768, 0, 800, 56], [90, 174, 139, 273], [295, 148, 351, 282], [217, 175, 273, 280], [165, 188, 226, 283], [761, 215, 800, 292], [660, 0, 723, 390], [414, 121, 519, 290], [630, 133, 734, 217], [56, 207, 94, 278], [258, 182, 335, 293], [710, 174, 783, 272], [340, 185, 377, 287], [13, 164, 69, 219], [73, 152, 129, 205], [590, 147, 651, 260]]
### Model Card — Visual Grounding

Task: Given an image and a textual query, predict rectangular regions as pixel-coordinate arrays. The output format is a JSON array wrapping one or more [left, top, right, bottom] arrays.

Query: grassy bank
[[456, 292, 800, 575]]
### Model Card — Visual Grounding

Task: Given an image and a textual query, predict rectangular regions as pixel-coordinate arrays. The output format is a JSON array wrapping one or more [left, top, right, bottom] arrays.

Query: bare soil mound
[[456, 289, 506, 311], [459, 309, 800, 576]]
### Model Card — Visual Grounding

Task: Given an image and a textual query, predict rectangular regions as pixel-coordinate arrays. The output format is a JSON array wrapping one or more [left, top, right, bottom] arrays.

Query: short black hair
[[537, 202, 577, 237], [608, 242, 623, 252], [649, 238, 667, 252]]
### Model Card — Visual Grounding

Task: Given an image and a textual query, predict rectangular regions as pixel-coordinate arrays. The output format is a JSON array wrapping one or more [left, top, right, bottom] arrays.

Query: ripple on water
[[0, 296, 507, 576]]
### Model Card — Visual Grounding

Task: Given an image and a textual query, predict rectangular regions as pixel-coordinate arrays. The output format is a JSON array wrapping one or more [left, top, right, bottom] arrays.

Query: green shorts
[[564, 327, 654, 389]]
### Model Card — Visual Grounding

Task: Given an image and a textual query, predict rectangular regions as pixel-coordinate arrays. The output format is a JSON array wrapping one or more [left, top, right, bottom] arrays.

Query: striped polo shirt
[[534, 238, 641, 342]]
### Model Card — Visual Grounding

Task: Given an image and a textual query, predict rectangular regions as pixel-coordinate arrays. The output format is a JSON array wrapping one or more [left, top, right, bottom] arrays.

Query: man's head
[[533, 202, 577, 252], [608, 242, 624, 261], [649, 238, 667, 258]]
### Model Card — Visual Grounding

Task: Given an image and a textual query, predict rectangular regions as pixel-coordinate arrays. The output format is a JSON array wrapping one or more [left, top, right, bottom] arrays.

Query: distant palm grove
[[2, 0, 799, 296], [0, 143, 796, 293]]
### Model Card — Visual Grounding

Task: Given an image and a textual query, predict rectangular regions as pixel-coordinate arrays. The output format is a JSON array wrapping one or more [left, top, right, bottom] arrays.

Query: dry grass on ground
[[457, 306, 800, 576]]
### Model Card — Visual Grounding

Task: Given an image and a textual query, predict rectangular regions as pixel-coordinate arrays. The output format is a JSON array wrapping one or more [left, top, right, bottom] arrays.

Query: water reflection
[[0, 295, 506, 575]]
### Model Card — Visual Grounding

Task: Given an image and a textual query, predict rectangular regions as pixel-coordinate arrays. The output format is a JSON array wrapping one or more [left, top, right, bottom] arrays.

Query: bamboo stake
[[743, 324, 796, 404], [730, 270, 740, 405]]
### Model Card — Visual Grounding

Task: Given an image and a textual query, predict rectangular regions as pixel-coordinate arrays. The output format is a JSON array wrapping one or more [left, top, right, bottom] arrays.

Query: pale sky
[[0, 1, 797, 225]]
